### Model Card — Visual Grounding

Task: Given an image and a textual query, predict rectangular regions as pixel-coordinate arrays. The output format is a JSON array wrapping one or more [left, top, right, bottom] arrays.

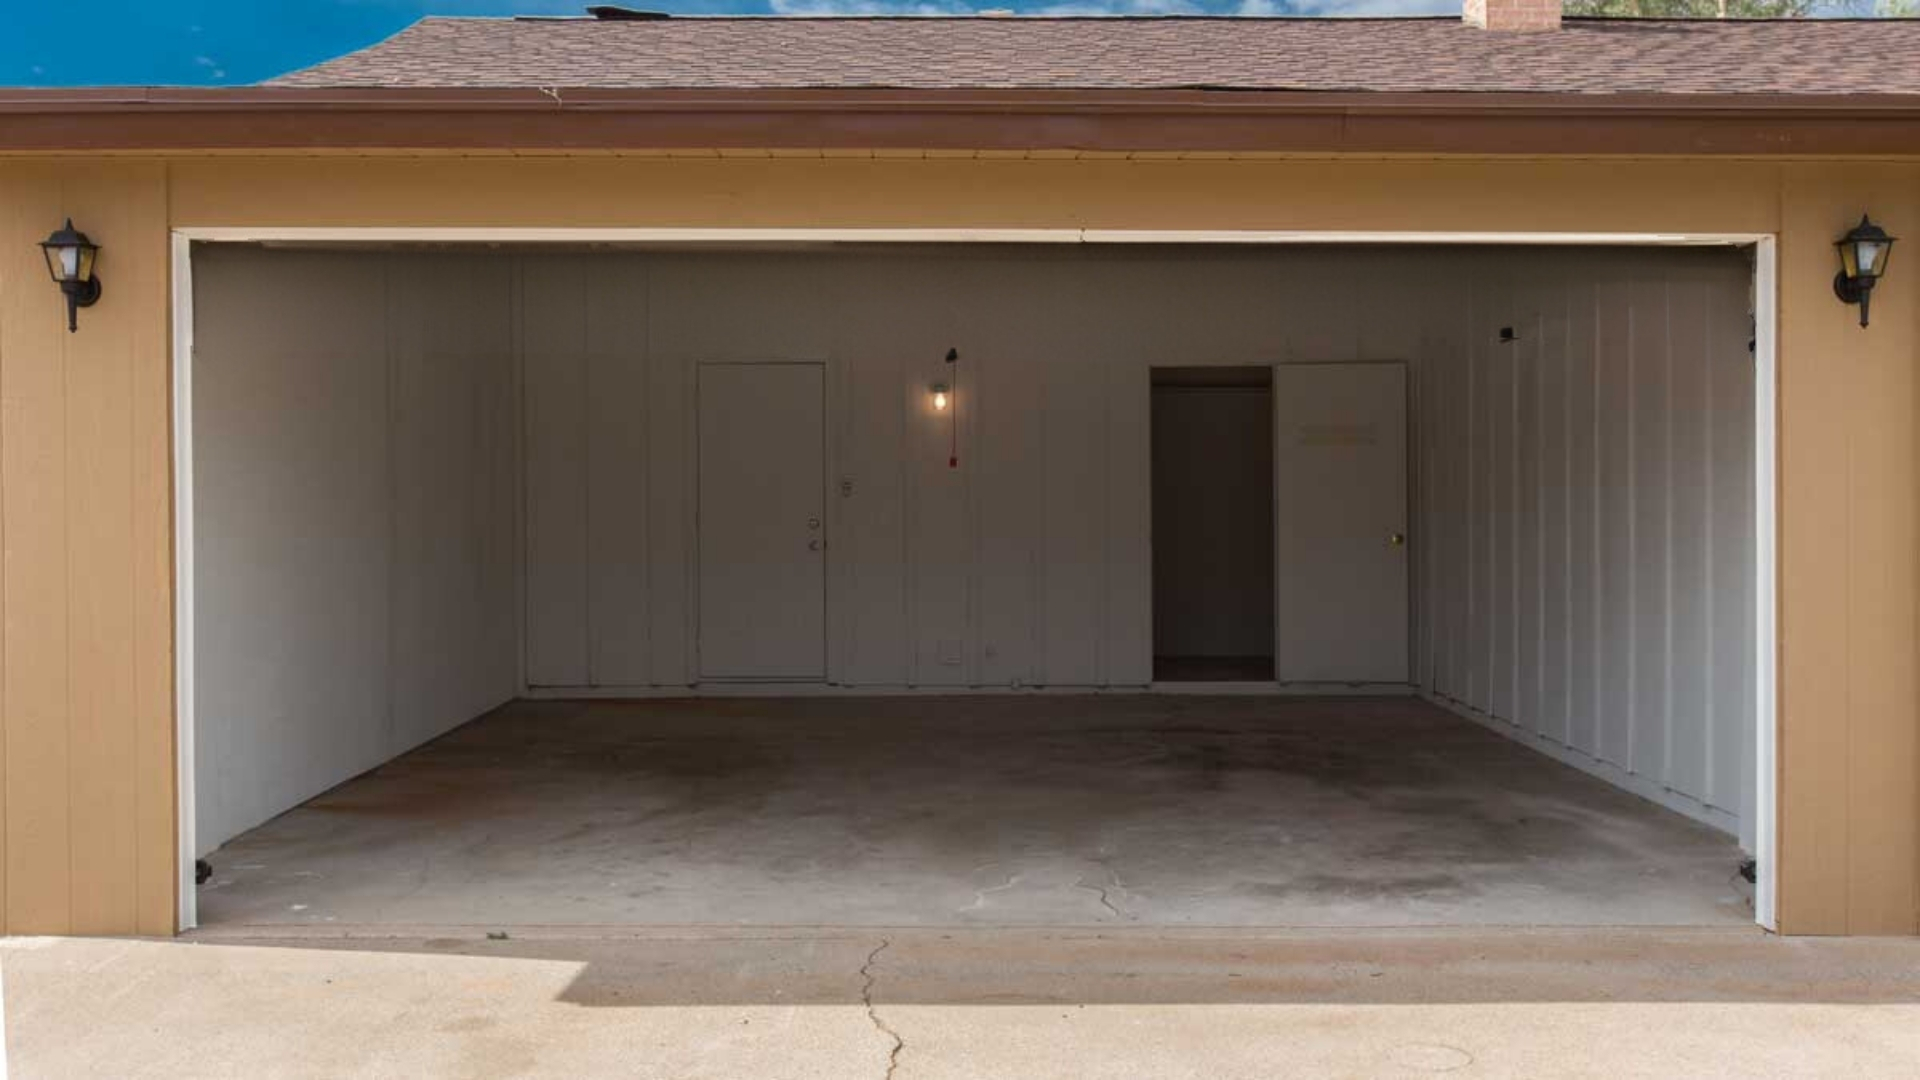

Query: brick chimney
[[1464, 0, 1561, 31]]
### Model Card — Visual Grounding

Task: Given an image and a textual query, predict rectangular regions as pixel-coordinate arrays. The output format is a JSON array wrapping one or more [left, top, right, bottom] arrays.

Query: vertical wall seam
[[582, 264, 597, 688], [967, 348, 982, 687], [123, 191, 140, 931], [1099, 357, 1111, 687], [1466, 266, 1478, 707], [511, 257, 528, 690], [1028, 360, 1042, 687], [1626, 294, 1640, 776], [383, 256, 399, 754], [58, 176, 75, 933], [1037, 371, 1048, 686], [1712, 286, 1728, 807], [1835, 340, 1850, 930], [1663, 276, 1677, 787], [901, 360, 915, 687], [1535, 296, 1549, 738], [1590, 281, 1604, 755], [1562, 276, 1577, 743], [836, 343, 854, 684], [682, 353, 697, 684], [638, 262, 652, 687], [1510, 299, 1522, 719]]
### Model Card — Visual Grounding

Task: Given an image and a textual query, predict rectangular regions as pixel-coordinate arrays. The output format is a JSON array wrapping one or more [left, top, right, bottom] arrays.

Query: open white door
[[697, 362, 827, 681], [1274, 362, 1409, 683]]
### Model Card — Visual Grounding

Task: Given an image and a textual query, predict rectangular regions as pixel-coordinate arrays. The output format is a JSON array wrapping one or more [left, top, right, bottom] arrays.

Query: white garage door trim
[[171, 227, 1779, 934]]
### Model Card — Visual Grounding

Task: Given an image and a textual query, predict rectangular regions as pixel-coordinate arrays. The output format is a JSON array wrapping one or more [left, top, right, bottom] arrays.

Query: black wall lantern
[[40, 219, 101, 333], [1833, 214, 1894, 328]]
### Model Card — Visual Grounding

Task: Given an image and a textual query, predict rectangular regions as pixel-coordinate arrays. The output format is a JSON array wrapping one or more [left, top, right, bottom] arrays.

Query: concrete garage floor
[[197, 696, 1751, 930]]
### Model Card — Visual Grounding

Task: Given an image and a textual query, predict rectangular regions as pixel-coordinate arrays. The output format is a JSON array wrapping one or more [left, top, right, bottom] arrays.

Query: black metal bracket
[[61, 276, 101, 334]]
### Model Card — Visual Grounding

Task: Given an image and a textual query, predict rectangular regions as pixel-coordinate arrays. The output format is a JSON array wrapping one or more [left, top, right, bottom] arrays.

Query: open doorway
[[1151, 366, 1275, 682], [178, 239, 1768, 933]]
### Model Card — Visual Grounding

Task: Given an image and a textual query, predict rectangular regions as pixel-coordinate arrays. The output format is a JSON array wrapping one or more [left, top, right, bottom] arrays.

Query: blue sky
[[1, 0, 1460, 87]]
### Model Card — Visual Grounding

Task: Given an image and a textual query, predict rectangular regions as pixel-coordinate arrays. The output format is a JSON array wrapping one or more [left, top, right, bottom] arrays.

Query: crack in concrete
[[860, 939, 904, 1080], [962, 871, 1022, 913], [1075, 863, 1139, 921], [1074, 877, 1123, 919]]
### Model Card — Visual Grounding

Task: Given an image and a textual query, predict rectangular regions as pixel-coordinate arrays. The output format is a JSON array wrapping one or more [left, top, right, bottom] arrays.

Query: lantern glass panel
[[42, 242, 75, 282], [1858, 239, 1885, 278]]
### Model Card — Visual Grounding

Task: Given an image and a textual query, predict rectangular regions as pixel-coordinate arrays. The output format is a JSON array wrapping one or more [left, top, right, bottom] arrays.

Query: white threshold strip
[[519, 681, 1420, 699], [170, 225, 1778, 934]]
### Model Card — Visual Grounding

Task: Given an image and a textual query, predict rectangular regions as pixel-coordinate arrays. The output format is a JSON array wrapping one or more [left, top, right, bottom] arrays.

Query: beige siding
[[1776, 164, 1920, 935], [0, 161, 173, 935], [0, 153, 1911, 934]]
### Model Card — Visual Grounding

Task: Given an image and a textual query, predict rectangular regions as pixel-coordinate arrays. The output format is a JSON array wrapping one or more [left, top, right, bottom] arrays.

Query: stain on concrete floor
[[197, 695, 1752, 929]]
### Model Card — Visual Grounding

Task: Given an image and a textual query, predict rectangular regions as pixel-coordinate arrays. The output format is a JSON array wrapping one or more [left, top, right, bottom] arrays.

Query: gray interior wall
[[1416, 249, 1757, 844], [1151, 385, 1274, 660], [517, 244, 1753, 840], [191, 243, 1755, 848], [519, 247, 1409, 690], [192, 248, 519, 854]]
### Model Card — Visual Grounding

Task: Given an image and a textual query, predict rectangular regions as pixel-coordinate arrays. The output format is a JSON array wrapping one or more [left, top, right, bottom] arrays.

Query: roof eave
[[3, 86, 1920, 156]]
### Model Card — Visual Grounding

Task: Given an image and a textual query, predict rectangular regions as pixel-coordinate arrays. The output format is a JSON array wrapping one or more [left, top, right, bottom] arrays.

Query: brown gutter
[[3, 86, 1920, 155]]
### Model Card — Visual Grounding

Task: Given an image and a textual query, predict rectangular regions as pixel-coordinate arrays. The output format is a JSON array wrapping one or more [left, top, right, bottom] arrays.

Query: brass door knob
[[1388, 532, 1407, 547]]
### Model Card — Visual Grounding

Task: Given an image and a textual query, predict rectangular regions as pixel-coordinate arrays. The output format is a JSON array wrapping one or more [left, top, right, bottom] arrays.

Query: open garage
[[183, 240, 1759, 931]]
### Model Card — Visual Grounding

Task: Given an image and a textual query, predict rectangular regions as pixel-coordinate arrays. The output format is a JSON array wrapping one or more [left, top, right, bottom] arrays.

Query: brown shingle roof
[[269, 15, 1920, 96]]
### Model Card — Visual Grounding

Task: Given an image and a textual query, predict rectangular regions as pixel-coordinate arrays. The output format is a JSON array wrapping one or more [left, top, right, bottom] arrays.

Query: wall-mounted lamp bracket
[[39, 219, 102, 334], [1833, 214, 1895, 329]]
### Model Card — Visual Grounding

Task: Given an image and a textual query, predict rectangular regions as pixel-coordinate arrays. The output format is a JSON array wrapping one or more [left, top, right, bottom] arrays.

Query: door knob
[[808, 539, 822, 551], [807, 517, 821, 530], [1388, 532, 1406, 547]]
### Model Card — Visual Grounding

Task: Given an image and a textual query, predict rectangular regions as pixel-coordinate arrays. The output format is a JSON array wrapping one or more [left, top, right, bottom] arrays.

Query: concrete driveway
[[6, 927, 1919, 1078]]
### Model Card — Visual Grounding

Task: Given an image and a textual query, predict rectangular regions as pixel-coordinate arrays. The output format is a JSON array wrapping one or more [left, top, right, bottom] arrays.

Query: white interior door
[[1274, 362, 1409, 683], [698, 362, 826, 681]]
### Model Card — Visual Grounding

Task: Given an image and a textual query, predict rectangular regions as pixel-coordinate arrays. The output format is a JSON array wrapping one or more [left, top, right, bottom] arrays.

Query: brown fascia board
[[2, 86, 1920, 156]]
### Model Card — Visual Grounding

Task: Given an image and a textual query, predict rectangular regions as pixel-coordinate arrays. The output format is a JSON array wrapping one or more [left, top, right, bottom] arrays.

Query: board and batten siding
[[0, 155, 1912, 937], [191, 248, 520, 852], [517, 245, 1753, 838], [1418, 251, 1756, 844], [0, 162, 175, 936]]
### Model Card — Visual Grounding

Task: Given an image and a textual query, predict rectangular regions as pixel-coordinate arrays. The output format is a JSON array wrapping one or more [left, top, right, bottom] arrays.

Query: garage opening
[[1151, 366, 1273, 683], [181, 240, 1764, 932]]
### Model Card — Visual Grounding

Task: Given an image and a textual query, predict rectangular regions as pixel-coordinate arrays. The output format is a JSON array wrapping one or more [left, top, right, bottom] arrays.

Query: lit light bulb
[[932, 384, 949, 411]]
